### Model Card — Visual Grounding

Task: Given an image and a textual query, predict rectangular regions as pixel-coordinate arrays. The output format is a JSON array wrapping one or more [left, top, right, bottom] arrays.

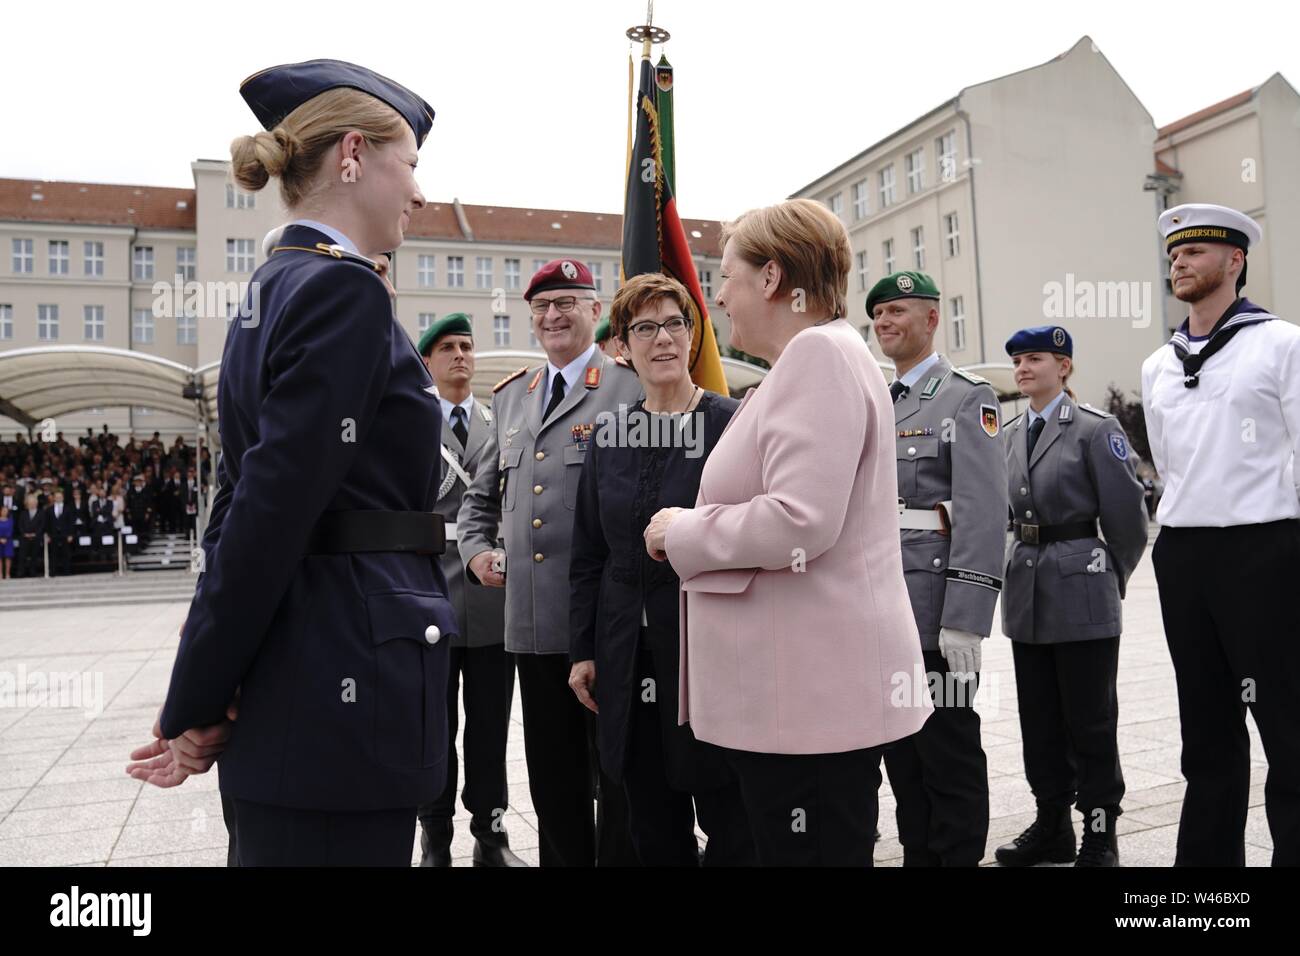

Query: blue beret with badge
[[1005, 325, 1073, 358], [240, 59, 435, 147], [416, 312, 473, 357]]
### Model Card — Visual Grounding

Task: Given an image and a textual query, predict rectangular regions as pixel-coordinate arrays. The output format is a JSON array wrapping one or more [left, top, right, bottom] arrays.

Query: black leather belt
[[1012, 519, 1098, 546], [307, 510, 446, 555]]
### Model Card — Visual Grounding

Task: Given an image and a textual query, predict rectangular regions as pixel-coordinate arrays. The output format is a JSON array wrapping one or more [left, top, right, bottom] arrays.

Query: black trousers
[[514, 651, 637, 866], [232, 799, 415, 866], [713, 744, 885, 866], [1153, 520, 1300, 866], [883, 649, 989, 866], [417, 643, 515, 844], [16, 539, 42, 577], [621, 647, 755, 866], [48, 536, 71, 575], [1011, 636, 1124, 820]]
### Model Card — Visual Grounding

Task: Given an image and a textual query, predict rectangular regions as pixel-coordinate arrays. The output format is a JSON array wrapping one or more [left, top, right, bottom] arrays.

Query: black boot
[[419, 819, 453, 868], [995, 805, 1076, 867], [470, 816, 528, 867], [1075, 809, 1120, 867]]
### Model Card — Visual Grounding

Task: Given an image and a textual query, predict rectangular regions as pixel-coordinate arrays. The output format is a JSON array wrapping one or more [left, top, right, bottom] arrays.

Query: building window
[[133, 308, 154, 344], [905, 148, 925, 195], [418, 254, 435, 287], [177, 310, 197, 345], [504, 258, 521, 291], [0, 304, 13, 339], [827, 192, 844, 218], [177, 246, 196, 281], [856, 251, 869, 292], [84, 241, 104, 277], [588, 262, 603, 293], [912, 227, 926, 270], [133, 246, 154, 281], [476, 256, 493, 289], [493, 314, 510, 347], [13, 238, 33, 274], [882, 238, 895, 276], [878, 165, 896, 208], [851, 180, 869, 220], [83, 305, 105, 341], [532, 258, 548, 276], [944, 212, 960, 258], [937, 131, 957, 183], [949, 296, 966, 351], [698, 267, 712, 299], [447, 256, 464, 288], [528, 325, 539, 348], [226, 238, 255, 273], [48, 240, 70, 275], [225, 183, 255, 209], [38, 304, 59, 340], [418, 312, 435, 333]]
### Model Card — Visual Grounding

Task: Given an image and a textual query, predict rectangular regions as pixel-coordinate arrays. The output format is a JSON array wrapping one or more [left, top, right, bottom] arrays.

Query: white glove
[[938, 627, 982, 683]]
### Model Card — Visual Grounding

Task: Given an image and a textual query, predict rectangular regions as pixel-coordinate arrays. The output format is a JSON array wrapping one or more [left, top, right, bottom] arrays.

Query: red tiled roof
[[0, 178, 726, 255], [1157, 88, 1254, 138], [0, 178, 196, 229], [1154, 157, 1181, 177]]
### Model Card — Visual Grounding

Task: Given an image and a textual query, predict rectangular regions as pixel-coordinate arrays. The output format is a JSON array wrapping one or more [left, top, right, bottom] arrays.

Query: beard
[[1172, 260, 1229, 303]]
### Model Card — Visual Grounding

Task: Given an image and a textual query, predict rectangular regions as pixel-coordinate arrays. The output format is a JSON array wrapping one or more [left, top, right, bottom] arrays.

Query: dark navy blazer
[[160, 224, 458, 812]]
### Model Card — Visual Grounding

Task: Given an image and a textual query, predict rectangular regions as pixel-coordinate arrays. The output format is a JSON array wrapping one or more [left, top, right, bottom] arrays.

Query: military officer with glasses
[[458, 258, 642, 866]]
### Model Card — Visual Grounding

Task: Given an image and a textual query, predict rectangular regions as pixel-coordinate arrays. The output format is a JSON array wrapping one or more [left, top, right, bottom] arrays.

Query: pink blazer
[[665, 319, 932, 755]]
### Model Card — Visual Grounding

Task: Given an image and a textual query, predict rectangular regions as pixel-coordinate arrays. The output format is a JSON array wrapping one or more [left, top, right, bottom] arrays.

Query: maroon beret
[[524, 258, 597, 301]]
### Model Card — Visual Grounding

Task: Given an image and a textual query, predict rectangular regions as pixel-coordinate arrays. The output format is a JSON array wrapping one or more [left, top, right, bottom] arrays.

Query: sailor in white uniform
[[1141, 202, 1300, 867]]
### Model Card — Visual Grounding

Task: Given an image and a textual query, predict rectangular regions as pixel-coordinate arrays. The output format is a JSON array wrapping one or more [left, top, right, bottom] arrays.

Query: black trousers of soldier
[[418, 644, 515, 844], [17, 540, 43, 578], [1153, 520, 1300, 867], [711, 744, 885, 866], [1011, 636, 1124, 822], [621, 644, 755, 866], [514, 652, 637, 866], [883, 649, 989, 866], [49, 537, 71, 576], [232, 799, 415, 866]]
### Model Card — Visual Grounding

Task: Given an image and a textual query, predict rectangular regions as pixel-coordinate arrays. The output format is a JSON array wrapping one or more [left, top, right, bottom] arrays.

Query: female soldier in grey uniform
[[994, 326, 1148, 867]]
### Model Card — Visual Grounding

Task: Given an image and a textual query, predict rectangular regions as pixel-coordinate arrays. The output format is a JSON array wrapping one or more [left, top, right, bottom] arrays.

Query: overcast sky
[[5, 0, 1296, 222]]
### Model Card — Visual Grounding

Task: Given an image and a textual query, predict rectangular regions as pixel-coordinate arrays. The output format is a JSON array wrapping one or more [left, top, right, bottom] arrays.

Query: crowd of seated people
[[0, 427, 211, 579]]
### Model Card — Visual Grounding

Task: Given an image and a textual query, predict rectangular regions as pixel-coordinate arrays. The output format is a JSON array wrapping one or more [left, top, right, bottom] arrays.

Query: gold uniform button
[[535, 451, 545, 461], [532, 518, 542, 528], [533, 485, 543, 495], [534, 553, 544, 563]]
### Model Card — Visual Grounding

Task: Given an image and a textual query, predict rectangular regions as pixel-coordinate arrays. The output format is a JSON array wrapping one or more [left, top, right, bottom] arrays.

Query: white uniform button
[[932, 558, 941, 568], [907, 446, 917, 456], [535, 451, 545, 461], [533, 484, 543, 495], [532, 518, 542, 528], [1025, 510, 1033, 518], [424, 625, 441, 645], [1020, 487, 1028, 496], [534, 553, 544, 563], [1026, 559, 1034, 568]]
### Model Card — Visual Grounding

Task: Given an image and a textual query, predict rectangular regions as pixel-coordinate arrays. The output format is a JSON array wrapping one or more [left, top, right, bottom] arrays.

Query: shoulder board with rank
[[951, 367, 990, 387], [270, 242, 381, 273], [1078, 403, 1114, 419], [492, 366, 530, 393]]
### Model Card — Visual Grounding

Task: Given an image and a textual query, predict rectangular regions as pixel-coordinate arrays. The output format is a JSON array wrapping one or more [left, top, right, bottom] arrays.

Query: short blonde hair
[[608, 272, 695, 341], [719, 198, 852, 319], [230, 87, 407, 208]]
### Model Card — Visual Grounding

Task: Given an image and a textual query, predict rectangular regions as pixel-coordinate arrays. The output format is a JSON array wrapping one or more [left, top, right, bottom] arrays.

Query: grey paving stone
[[0, 799, 134, 839], [0, 827, 119, 866]]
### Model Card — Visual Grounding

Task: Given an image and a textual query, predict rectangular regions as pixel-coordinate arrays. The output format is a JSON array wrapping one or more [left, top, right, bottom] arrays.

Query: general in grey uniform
[[458, 259, 643, 867], [869, 271, 1007, 867], [994, 325, 1147, 867], [413, 313, 522, 868]]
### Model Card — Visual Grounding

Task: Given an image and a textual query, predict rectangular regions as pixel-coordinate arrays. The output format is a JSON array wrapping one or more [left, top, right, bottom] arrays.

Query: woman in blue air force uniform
[[127, 60, 457, 866]]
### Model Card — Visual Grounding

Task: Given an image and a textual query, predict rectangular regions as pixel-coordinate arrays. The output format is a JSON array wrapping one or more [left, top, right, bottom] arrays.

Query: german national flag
[[622, 52, 728, 395]]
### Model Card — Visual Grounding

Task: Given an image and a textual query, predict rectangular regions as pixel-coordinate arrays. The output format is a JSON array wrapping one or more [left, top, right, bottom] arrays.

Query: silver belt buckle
[[1020, 523, 1039, 545]]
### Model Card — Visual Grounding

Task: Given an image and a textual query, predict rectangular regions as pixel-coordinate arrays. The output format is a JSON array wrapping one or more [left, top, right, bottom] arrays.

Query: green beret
[[865, 271, 941, 318], [594, 316, 612, 343], [417, 312, 473, 356]]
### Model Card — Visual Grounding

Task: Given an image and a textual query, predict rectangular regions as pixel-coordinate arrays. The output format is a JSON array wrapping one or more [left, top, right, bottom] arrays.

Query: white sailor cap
[[1159, 203, 1261, 253]]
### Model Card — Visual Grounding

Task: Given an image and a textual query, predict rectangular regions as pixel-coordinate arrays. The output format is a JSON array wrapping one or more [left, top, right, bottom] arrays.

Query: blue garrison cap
[[1005, 325, 1073, 358], [240, 59, 435, 147]]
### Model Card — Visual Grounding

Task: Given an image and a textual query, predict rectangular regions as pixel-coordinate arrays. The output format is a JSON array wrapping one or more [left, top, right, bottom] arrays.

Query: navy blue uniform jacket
[[160, 224, 458, 812]]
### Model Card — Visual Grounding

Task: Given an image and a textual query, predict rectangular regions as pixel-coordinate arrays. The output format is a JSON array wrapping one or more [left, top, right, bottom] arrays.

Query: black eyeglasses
[[528, 295, 594, 316], [627, 316, 693, 340]]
